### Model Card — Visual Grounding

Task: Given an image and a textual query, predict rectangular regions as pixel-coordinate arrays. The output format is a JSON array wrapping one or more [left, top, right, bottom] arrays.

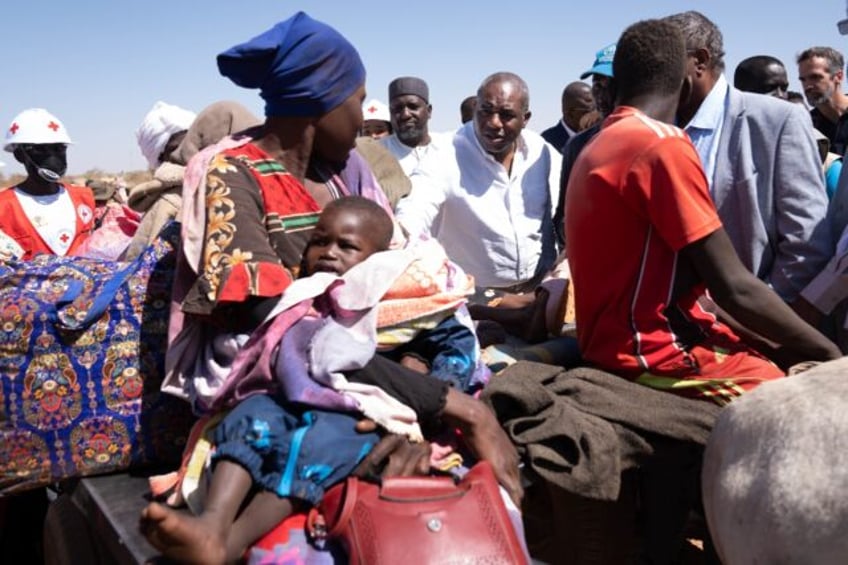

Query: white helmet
[[4, 108, 73, 152], [362, 99, 390, 123]]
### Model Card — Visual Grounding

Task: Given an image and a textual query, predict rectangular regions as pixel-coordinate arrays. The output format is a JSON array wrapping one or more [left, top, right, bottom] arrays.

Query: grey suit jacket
[[827, 152, 848, 247], [712, 87, 833, 301]]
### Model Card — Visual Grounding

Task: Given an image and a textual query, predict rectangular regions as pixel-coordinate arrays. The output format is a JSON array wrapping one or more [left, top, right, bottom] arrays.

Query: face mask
[[21, 145, 68, 182]]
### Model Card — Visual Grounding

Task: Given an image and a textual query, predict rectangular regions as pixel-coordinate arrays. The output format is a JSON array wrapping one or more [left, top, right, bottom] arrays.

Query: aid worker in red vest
[[0, 108, 94, 259]]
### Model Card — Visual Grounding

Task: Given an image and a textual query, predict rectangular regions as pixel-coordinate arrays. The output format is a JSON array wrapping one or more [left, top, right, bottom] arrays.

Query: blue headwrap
[[217, 12, 366, 117]]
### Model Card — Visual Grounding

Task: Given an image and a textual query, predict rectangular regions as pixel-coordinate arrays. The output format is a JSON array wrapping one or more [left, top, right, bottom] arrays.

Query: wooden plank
[[71, 474, 161, 564]]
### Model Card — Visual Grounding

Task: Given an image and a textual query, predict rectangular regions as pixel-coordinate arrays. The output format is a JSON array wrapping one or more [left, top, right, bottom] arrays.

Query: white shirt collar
[[562, 119, 578, 138], [465, 123, 529, 168]]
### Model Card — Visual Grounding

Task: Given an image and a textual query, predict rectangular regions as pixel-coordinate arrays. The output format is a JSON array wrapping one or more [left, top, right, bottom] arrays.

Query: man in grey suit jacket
[[666, 11, 833, 305]]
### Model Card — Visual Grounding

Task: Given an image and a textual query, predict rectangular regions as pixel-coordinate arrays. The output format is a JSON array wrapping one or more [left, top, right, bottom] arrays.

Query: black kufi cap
[[388, 76, 429, 103]]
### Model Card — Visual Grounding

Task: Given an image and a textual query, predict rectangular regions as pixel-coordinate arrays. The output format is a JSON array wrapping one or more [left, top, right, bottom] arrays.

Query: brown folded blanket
[[482, 361, 721, 500]]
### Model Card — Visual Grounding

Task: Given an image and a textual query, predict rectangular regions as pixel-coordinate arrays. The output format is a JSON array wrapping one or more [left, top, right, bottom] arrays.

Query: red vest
[[0, 184, 95, 259]]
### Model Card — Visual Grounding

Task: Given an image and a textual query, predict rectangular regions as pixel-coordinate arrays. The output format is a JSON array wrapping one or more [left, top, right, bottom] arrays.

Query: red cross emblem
[[9, 123, 18, 135], [366, 105, 378, 115], [47, 121, 60, 132], [59, 233, 70, 244]]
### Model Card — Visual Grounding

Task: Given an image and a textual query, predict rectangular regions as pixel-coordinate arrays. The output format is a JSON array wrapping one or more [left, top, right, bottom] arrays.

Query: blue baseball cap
[[580, 43, 616, 79]]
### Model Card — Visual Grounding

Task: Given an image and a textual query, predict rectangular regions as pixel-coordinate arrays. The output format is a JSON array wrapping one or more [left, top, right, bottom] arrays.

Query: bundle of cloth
[[76, 178, 142, 261]]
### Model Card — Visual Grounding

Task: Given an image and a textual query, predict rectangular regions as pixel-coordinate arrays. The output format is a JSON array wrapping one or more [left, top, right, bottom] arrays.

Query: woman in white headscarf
[[135, 101, 196, 171], [123, 101, 261, 260]]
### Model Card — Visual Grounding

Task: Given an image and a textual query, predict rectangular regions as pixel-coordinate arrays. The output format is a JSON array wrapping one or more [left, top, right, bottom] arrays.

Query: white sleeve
[[547, 145, 563, 219], [395, 166, 448, 240]]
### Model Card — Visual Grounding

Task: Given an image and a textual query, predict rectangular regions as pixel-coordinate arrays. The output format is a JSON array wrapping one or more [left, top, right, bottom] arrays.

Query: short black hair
[[734, 55, 787, 94], [321, 196, 393, 251], [477, 72, 530, 113], [460, 96, 477, 123], [786, 90, 806, 104], [613, 19, 686, 102]]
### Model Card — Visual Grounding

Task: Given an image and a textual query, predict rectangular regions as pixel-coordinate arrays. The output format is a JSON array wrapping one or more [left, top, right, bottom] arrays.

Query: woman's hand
[[441, 388, 524, 506], [351, 389, 525, 507], [352, 420, 431, 479]]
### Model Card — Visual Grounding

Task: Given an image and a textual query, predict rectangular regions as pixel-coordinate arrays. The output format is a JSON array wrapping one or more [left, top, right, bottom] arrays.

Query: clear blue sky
[[2, 0, 848, 176]]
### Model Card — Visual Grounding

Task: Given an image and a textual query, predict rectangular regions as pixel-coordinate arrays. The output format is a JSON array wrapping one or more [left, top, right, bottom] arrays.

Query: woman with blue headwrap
[[140, 12, 522, 563]]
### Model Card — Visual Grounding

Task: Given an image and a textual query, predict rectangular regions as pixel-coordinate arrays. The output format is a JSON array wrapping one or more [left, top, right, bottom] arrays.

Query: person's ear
[[835, 68, 844, 86], [692, 47, 711, 75], [523, 110, 532, 124]]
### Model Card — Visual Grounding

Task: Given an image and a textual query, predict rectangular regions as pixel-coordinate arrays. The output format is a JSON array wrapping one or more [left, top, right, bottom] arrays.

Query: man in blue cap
[[553, 43, 616, 248], [581, 43, 616, 119]]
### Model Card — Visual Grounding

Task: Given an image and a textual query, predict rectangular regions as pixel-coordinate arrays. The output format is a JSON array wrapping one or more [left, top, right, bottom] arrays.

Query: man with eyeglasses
[[0, 108, 95, 259]]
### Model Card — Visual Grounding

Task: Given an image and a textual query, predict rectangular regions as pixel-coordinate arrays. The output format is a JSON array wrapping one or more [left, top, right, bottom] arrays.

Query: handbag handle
[[324, 473, 467, 538], [327, 475, 360, 538], [379, 475, 468, 502]]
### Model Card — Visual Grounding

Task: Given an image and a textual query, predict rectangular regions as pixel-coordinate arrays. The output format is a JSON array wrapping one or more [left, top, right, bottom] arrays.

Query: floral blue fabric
[[0, 222, 193, 494]]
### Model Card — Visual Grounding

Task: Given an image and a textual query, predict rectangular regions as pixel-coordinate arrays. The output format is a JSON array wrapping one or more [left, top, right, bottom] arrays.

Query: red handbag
[[309, 461, 527, 564]]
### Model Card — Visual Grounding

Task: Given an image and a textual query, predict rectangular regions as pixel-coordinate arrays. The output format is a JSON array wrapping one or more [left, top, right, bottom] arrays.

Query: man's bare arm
[[681, 228, 840, 362]]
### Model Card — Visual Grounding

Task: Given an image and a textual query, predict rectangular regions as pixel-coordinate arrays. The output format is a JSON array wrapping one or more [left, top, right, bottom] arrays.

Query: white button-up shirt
[[396, 122, 560, 288], [380, 131, 452, 177]]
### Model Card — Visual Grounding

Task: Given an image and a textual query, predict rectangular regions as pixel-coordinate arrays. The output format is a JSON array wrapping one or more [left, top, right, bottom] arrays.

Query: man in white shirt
[[396, 72, 561, 292], [380, 76, 450, 177]]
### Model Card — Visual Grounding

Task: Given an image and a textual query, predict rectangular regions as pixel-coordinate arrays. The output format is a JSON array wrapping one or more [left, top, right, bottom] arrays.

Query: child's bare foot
[[140, 502, 227, 565]]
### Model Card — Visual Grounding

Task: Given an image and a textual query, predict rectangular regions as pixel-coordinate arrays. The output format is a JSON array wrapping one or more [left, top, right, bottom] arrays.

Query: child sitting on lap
[[140, 196, 482, 563]]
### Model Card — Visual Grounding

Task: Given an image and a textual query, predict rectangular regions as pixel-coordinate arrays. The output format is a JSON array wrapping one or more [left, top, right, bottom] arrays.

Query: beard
[[396, 124, 426, 147], [806, 84, 835, 107]]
